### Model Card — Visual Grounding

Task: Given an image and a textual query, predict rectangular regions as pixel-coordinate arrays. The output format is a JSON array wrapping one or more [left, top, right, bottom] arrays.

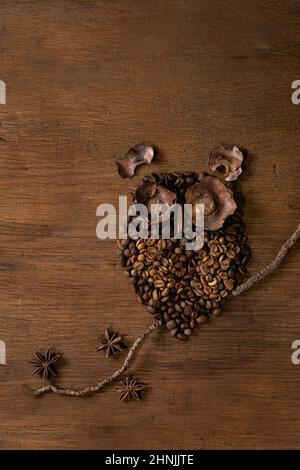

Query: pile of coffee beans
[[117, 172, 251, 339]]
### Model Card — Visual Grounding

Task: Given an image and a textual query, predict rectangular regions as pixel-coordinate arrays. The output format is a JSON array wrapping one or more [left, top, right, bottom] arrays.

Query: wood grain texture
[[0, 0, 299, 449]]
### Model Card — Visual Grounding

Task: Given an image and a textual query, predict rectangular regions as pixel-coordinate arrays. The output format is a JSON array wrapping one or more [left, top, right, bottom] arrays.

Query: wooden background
[[0, 0, 299, 450]]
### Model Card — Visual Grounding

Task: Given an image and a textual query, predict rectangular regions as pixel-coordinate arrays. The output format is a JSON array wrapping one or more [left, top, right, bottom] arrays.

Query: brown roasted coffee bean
[[227, 249, 236, 259], [147, 305, 156, 314], [220, 290, 228, 298], [220, 259, 231, 271], [184, 328, 193, 336], [161, 287, 170, 297], [152, 289, 159, 301], [133, 261, 144, 271], [196, 315, 208, 324], [212, 308, 221, 316], [167, 320, 177, 329], [239, 265, 247, 274], [184, 305, 193, 316], [224, 279, 234, 290], [154, 279, 165, 289], [204, 286, 212, 296]]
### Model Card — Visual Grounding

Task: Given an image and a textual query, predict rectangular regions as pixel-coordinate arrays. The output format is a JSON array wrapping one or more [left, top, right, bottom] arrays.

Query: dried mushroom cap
[[135, 180, 157, 205], [135, 181, 176, 209], [208, 144, 244, 181], [151, 185, 176, 208], [116, 144, 155, 178], [185, 175, 237, 231]]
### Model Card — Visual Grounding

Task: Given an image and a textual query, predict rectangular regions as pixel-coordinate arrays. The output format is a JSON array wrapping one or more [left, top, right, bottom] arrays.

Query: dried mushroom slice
[[208, 144, 244, 181], [134, 181, 176, 213], [116, 144, 155, 178], [185, 175, 237, 231]]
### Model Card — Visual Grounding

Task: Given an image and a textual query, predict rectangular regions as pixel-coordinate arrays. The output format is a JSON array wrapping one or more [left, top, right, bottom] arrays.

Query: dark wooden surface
[[0, 0, 299, 450]]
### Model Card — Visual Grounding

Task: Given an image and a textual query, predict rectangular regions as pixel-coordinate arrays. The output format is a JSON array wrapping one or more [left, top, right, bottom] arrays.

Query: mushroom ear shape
[[208, 144, 244, 181], [116, 144, 155, 179], [116, 158, 136, 178]]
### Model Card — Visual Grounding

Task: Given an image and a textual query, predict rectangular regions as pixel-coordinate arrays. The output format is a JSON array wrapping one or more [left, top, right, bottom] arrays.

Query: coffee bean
[[196, 315, 208, 324], [167, 320, 176, 329], [147, 305, 156, 314], [184, 328, 193, 336], [174, 261, 184, 269], [174, 303, 182, 313], [154, 279, 165, 289], [204, 286, 212, 296], [212, 308, 221, 316], [239, 264, 247, 274], [184, 305, 193, 316], [227, 249, 236, 259], [152, 289, 159, 301], [161, 287, 170, 297], [224, 279, 234, 290], [220, 259, 231, 271], [220, 289, 228, 298], [133, 261, 144, 271]]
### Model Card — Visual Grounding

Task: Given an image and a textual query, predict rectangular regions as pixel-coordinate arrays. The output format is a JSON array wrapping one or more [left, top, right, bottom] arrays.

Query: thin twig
[[233, 223, 300, 296], [33, 320, 162, 397]]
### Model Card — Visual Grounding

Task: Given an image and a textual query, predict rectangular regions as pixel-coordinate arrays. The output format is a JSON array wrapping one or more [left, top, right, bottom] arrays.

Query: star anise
[[114, 376, 145, 401], [96, 328, 125, 358], [30, 349, 62, 380]]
